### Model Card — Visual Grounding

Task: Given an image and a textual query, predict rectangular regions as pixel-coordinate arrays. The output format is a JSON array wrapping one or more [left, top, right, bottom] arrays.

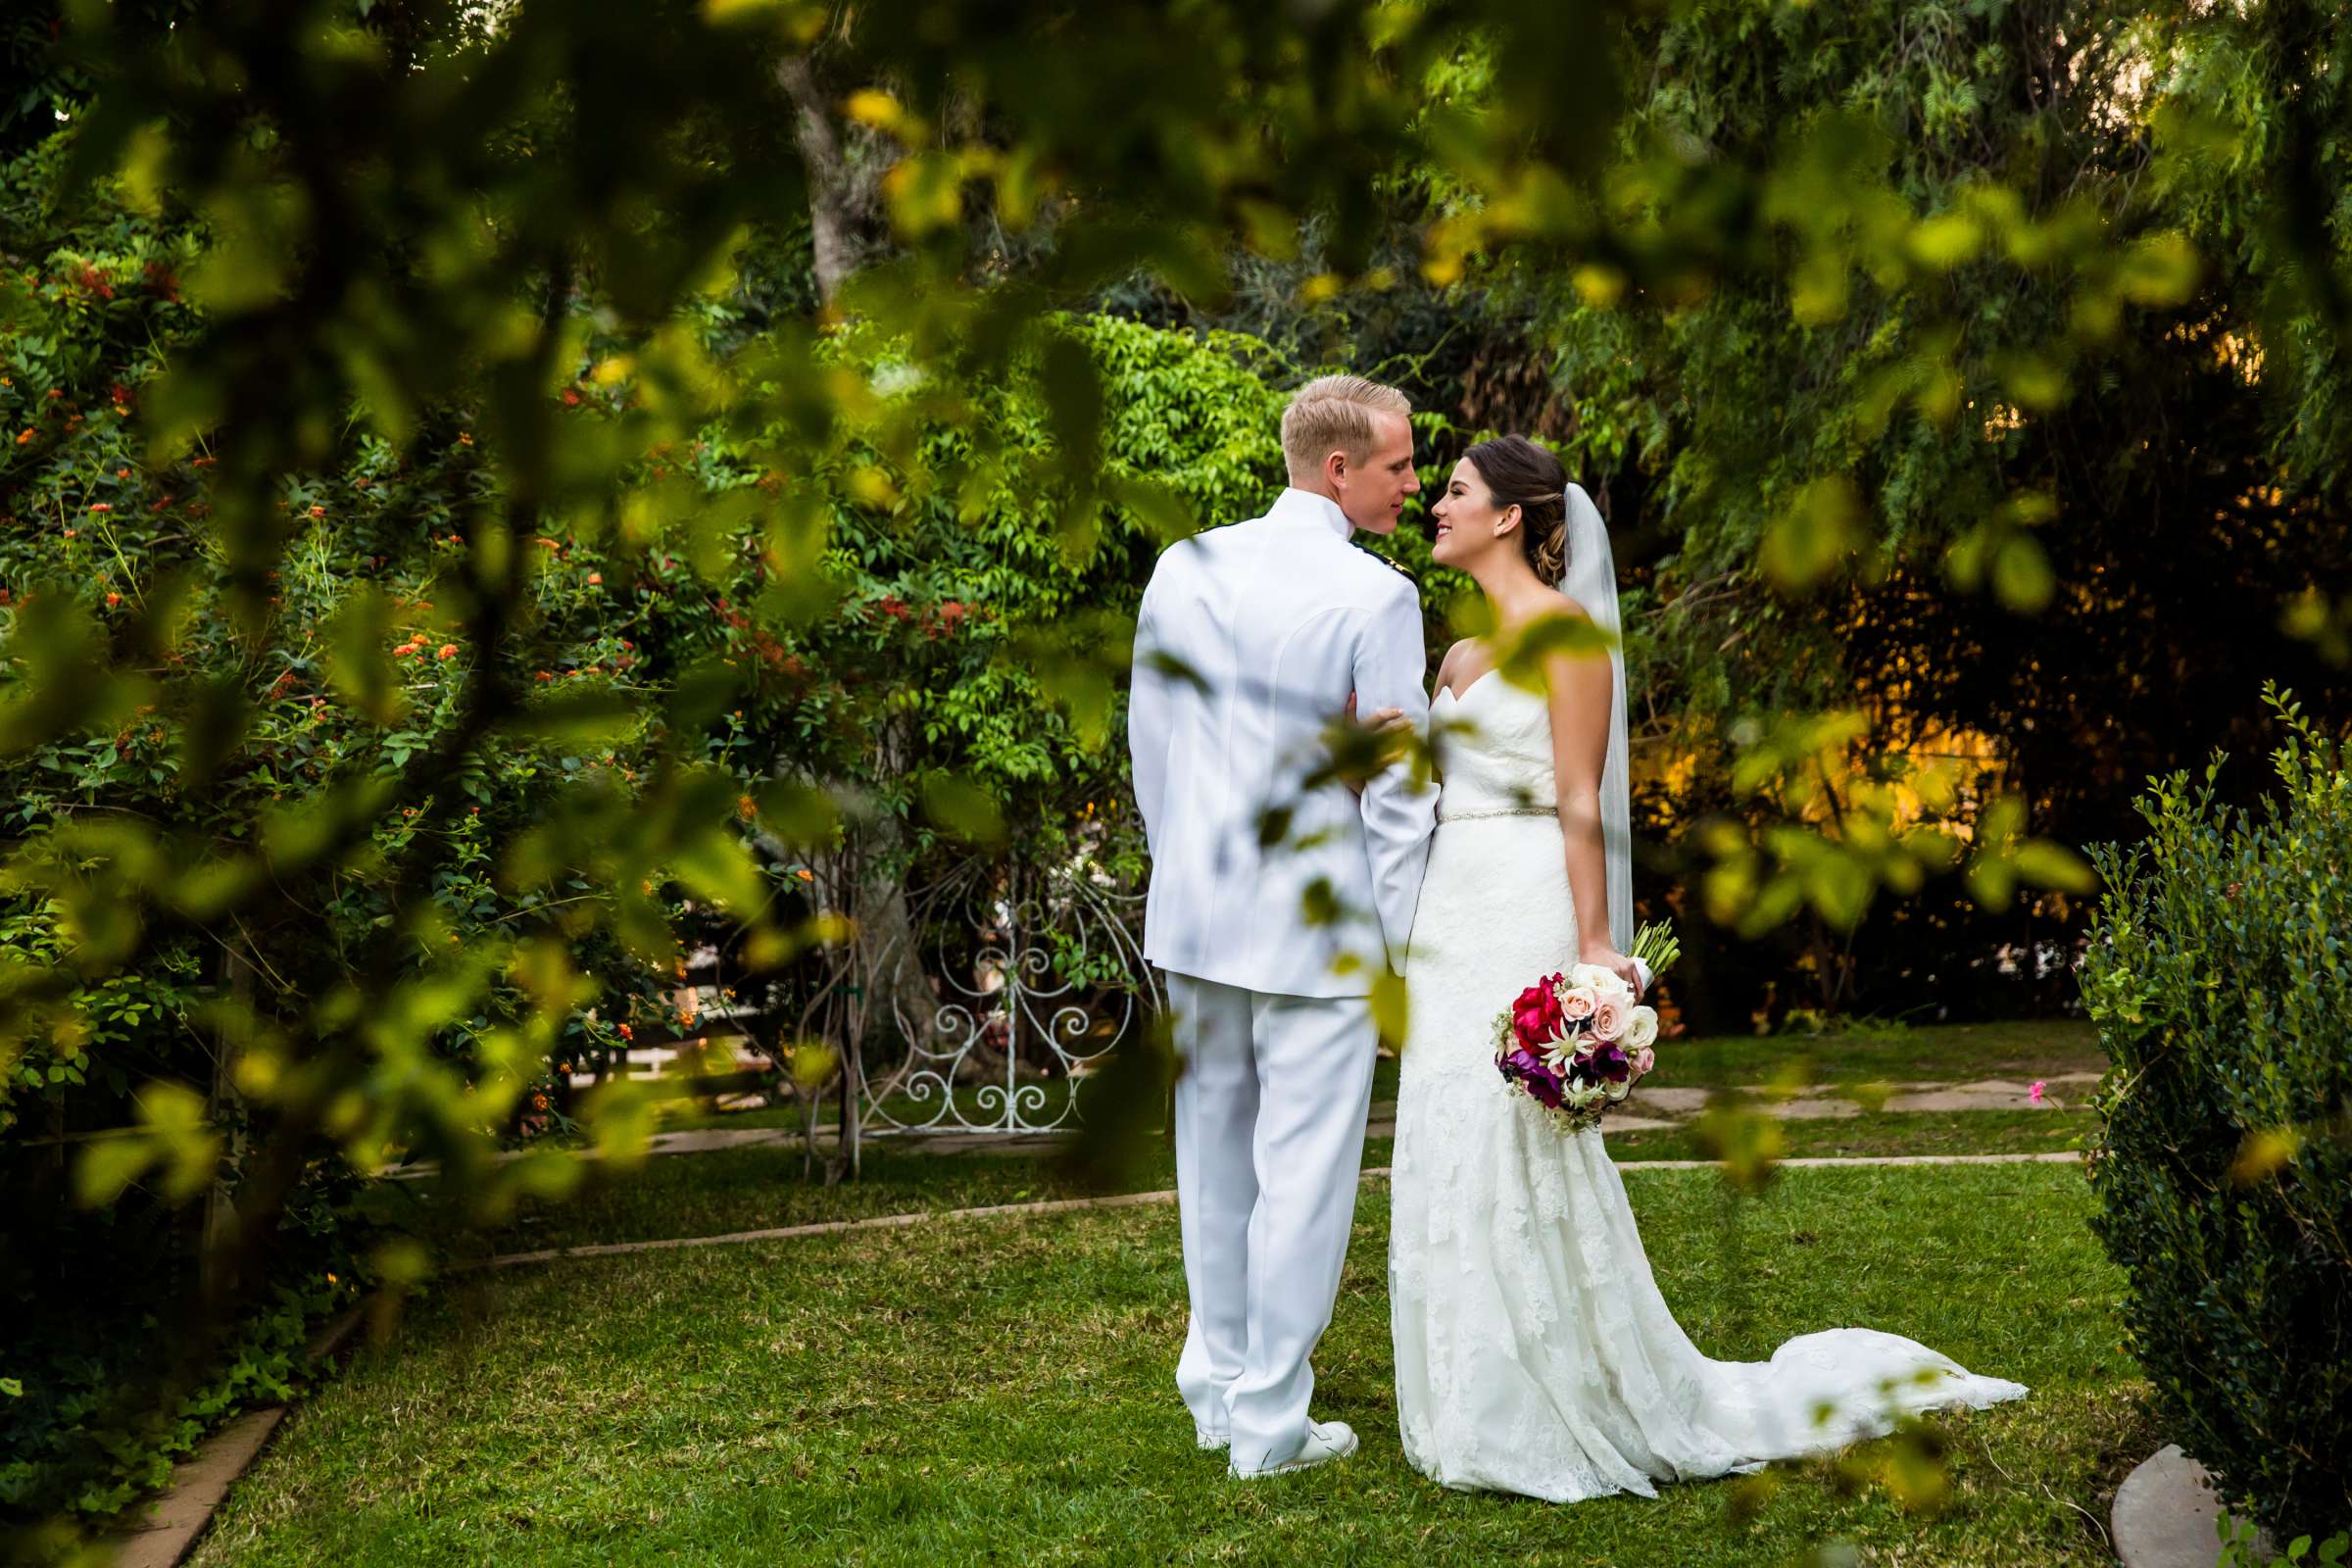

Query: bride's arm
[[1544, 641, 1643, 997]]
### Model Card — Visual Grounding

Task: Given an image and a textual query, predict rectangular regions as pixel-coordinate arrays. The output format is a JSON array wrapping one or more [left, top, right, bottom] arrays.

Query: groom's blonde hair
[[1281, 374, 1412, 484]]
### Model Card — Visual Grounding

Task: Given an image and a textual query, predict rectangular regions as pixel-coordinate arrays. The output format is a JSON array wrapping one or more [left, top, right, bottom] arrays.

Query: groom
[[1127, 374, 1437, 1477]]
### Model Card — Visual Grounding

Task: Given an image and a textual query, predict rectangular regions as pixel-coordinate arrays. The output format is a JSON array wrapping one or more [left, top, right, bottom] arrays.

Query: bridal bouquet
[[1493, 922, 1680, 1131]]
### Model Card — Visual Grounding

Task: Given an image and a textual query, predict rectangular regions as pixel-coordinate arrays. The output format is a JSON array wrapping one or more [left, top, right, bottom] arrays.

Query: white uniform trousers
[[1165, 971, 1379, 1472]]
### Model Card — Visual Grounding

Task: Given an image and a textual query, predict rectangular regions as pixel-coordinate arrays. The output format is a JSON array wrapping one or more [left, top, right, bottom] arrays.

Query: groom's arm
[[1351, 580, 1437, 976]]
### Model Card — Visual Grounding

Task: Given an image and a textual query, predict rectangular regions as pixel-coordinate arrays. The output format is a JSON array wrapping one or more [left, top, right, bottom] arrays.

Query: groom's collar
[[1265, 486, 1354, 539]]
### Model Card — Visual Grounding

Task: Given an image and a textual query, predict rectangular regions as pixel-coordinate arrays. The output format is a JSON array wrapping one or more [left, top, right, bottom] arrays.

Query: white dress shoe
[[1196, 1426, 1230, 1451], [1228, 1419, 1358, 1478]]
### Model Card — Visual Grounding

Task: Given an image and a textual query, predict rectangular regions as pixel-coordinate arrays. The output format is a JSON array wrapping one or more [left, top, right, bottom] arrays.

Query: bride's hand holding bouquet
[[1493, 921, 1681, 1131]]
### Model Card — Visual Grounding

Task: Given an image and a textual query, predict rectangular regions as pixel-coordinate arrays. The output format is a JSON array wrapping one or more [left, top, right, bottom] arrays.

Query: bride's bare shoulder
[[1534, 587, 1592, 623], [1436, 638, 1480, 683]]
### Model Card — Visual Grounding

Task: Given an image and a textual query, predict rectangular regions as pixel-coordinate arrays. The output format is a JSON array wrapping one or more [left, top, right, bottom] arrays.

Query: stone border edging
[[102, 1306, 366, 1568]]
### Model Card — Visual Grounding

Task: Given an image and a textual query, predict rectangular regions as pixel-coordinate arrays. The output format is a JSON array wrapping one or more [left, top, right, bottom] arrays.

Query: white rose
[[1622, 1005, 1659, 1052], [1604, 1076, 1632, 1102], [1567, 962, 1631, 1002]]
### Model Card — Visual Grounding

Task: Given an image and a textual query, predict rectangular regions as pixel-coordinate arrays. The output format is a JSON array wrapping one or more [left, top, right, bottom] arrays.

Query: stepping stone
[[1885, 1078, 2072, 1112], [1765, 1097, 1862, 1120], [2112, 1445, 2272, 1568]]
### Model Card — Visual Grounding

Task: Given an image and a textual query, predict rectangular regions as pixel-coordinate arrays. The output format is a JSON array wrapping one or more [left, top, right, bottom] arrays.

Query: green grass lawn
[[456, 1105, 2092, 1261], [193, 1163, 2145, 1567], [1644, 1017, 2101, 1088], [450, 1019, 2099, 1259]]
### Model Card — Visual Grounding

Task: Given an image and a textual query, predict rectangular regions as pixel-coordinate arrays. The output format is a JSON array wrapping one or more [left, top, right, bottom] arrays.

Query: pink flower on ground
[[2029, 1081, 2046, 1105]]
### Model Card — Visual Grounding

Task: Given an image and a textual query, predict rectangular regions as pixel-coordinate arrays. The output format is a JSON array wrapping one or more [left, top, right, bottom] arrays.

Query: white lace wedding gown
[[1388, 672, 2026, 1502]]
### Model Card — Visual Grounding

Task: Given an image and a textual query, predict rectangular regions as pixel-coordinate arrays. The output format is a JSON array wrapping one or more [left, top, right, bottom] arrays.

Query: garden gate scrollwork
[[858, 857, 1161, 1137], [766, 848, 1163, 1177]]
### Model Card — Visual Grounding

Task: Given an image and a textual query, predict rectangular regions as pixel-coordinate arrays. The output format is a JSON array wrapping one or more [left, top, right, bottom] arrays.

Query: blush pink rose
[[1591, 997, 1628, 1042], [1559, 985, 1598, 1022], [1633, 1046, 1656, 1078]]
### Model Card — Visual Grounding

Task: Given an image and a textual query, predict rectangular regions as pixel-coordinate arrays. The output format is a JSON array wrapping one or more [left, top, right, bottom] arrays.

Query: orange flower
[[87, 503, 111, 514], [308, 505, 325, 518], [392, 646, 414, 658], [104, 592, 121, 607], [617, 1023, 634, 1041], [435, 644, 458, 661], [14, 430, 31, 444], [116, 467, 129, 479], [532, 1093, 550, 1110], [587, 572, 603, 585]]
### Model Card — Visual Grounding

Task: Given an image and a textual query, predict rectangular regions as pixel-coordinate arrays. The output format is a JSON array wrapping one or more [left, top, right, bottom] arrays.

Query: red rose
[[1511, 974, 1567, 1047]]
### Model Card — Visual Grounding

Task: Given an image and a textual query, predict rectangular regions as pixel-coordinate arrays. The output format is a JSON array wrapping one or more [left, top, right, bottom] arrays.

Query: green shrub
[[2081, 687, 2351, 1540]]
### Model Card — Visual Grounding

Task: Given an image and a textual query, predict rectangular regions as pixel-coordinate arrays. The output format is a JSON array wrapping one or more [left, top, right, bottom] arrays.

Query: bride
[[1386, 435, 2026, 1502]]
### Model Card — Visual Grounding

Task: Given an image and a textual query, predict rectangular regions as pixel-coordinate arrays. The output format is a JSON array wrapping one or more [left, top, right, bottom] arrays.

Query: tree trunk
[[776, 55, 854, 306]]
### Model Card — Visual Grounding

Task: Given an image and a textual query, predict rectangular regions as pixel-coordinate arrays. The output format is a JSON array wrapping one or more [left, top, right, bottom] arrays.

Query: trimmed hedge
[[2081, 690, 2351, 1540]]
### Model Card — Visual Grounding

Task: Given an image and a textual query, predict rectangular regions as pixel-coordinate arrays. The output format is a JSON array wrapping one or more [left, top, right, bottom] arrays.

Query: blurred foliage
[[0, 0, 2345, 1548], [2082, 688, 2351, 1541]]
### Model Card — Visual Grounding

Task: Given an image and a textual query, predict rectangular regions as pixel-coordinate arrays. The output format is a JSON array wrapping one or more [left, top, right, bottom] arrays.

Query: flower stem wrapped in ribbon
[[1493, 927, 1678, 1131]]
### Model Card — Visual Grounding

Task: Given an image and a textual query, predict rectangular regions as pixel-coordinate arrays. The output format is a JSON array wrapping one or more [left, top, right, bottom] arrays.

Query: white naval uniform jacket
[[1127, 486, 1437, 1000]]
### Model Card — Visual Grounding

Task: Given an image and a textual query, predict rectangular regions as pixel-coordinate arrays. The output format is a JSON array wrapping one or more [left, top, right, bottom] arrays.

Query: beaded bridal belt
[[1437, 806, 1557, 824]]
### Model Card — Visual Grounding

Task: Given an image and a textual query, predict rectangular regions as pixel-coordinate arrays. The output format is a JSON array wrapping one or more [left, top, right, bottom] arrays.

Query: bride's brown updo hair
[[1462, 435, 1569, 580]]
